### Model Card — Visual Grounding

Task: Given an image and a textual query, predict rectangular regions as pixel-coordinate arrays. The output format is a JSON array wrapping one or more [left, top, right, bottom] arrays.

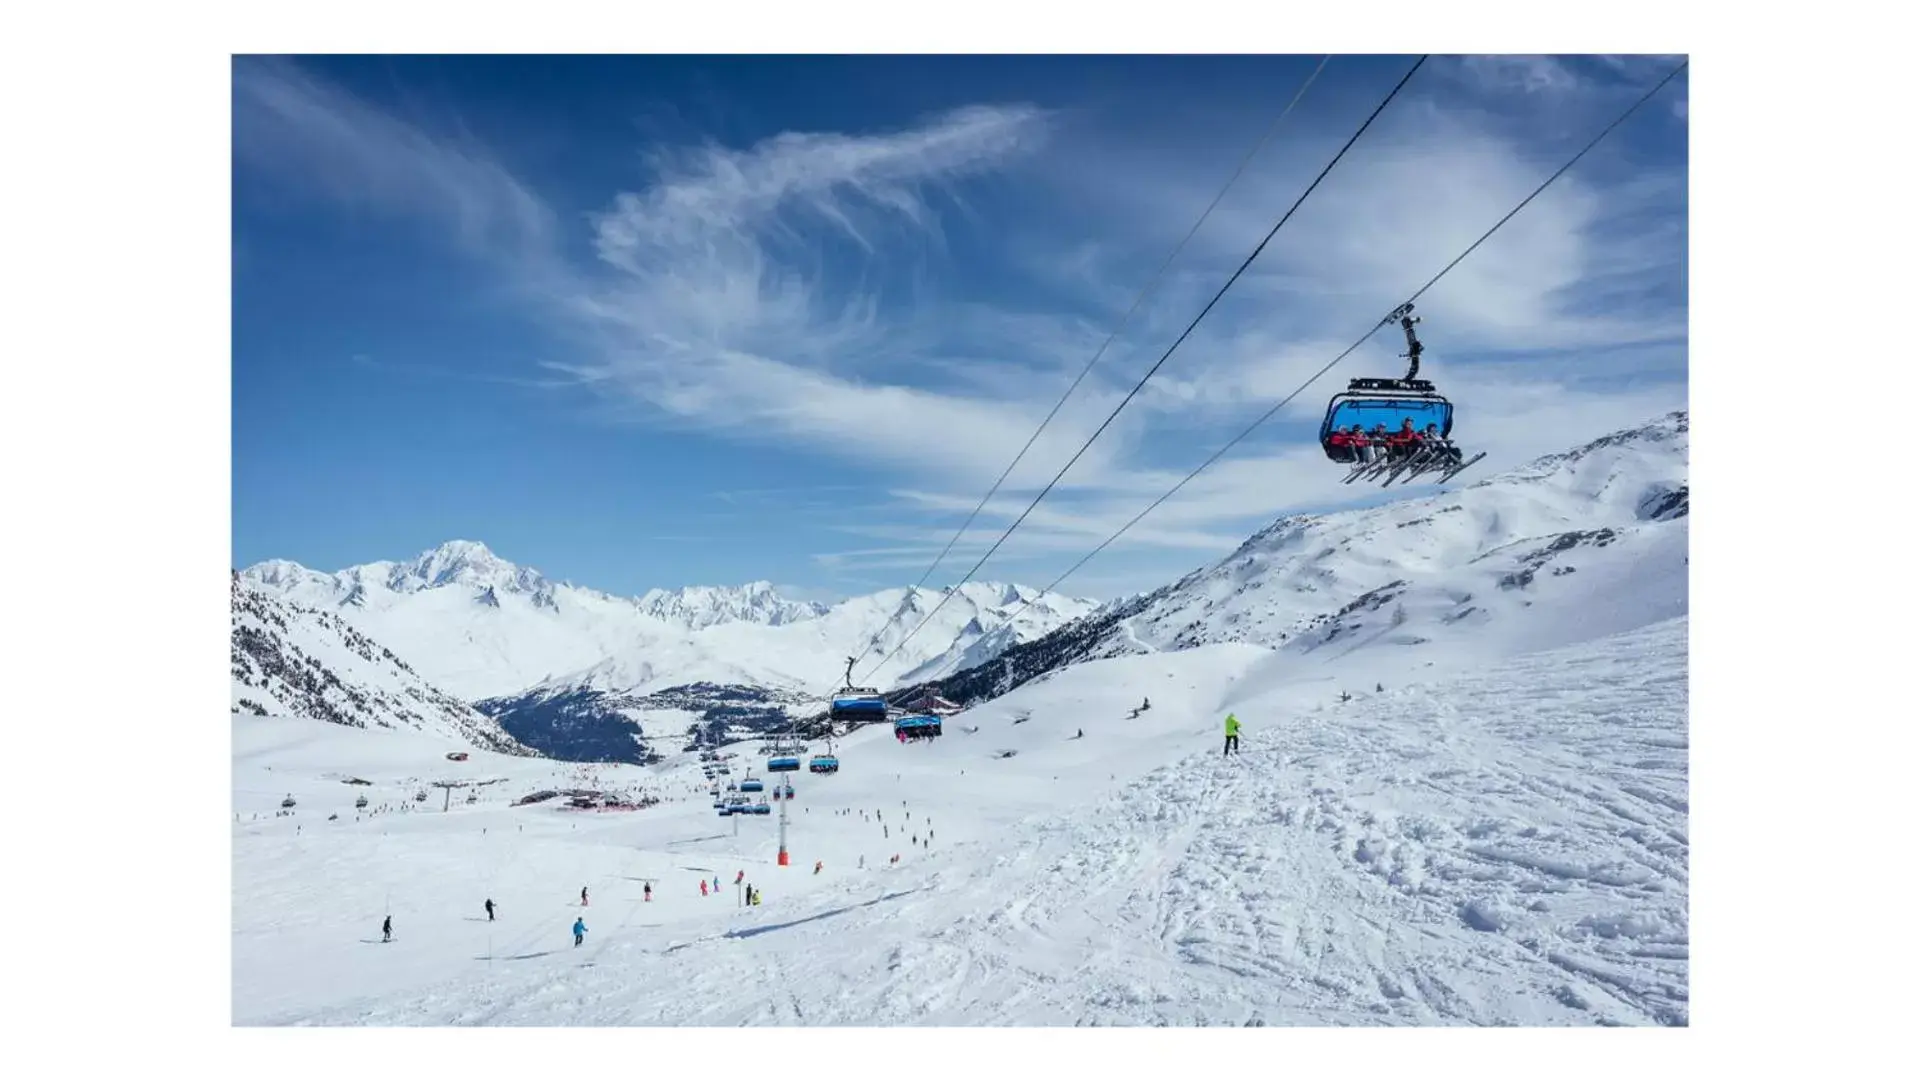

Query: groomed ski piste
[[234, 615, 1687, 1026]]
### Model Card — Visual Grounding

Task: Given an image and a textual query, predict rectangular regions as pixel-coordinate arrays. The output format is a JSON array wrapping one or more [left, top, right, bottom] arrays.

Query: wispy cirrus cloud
[[1458, 55, 1585, 95], [234, 56, 1686, 601], [233, 58, 555, 262]]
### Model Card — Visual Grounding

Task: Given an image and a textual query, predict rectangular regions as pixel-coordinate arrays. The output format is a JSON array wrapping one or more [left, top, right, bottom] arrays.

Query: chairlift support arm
[[1385, 301, 1423, 381]]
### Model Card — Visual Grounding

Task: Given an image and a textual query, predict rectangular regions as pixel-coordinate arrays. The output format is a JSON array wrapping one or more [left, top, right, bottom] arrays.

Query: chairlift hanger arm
[[1386, 301, 1423, 381]]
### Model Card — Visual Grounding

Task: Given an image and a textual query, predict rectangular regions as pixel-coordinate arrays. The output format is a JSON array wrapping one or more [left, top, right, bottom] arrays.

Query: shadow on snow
[[720, 887, 931, 942]]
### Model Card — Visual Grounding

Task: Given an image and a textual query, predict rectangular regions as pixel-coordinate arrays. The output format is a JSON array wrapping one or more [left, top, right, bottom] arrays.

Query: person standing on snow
[[581, 886, 589, 906], [1224, 713, 1241, 755], [643, 883, 652, 902], [573, 917, 586, 947], [484, 898, 495, 921], [382, 915, 392, 942], [701, 878, 709, 897]]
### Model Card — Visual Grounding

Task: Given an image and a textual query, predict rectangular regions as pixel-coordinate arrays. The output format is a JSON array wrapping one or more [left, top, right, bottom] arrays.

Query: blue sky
[[232, 53, 1687, 603]]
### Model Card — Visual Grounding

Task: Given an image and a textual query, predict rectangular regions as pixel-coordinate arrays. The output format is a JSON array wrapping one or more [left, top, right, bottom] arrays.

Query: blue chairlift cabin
[[894, 713, 943, 739], [830, 655, 889, 725], [808, 753, 840, 774], [1319, 387, 1453, 453], [739, 776, 764, 793], [830, 691, 887, 725], [1317, 303, 1482, 485], [766, 735, 803, 773]]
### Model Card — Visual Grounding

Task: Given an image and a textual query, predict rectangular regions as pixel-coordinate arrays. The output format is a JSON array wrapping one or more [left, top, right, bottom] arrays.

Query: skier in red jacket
[[1387, 419, 1419, 460]]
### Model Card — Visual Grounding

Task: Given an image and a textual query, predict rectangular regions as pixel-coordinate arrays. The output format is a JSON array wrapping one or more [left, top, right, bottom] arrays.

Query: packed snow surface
[[234, 616, 1688, 1026]]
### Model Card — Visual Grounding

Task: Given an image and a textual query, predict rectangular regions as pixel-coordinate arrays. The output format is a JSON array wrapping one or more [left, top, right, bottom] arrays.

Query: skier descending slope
[[1224, 713, 1241, 756], [381, 915, 392, 943], [573, 917, 586, 947]]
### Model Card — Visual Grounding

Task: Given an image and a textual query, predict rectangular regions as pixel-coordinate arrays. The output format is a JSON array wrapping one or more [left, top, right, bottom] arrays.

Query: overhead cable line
[[840, 55, 1333, 681], [855, 55, 1431, 686], [975, 58, 1692, 633]]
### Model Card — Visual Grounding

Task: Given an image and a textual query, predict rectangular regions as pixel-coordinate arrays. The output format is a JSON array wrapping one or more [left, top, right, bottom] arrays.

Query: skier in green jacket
[[1224, 713, 1241, 755]]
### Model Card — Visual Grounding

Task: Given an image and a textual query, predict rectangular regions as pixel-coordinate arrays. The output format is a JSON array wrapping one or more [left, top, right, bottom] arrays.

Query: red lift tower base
[[777, 788, 791, 866]]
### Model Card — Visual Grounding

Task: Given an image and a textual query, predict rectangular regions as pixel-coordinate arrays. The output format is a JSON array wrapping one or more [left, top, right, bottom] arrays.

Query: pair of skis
[[1384, 446, 1484, 487], [1342, 446, 1485, 487]]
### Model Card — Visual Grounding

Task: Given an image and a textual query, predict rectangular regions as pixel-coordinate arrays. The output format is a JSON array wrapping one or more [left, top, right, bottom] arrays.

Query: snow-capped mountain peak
[[238, 542, 1099, 705], [636, 581, 828, 630], [245, 558, 333, 591], [384, 539, 549, 596]]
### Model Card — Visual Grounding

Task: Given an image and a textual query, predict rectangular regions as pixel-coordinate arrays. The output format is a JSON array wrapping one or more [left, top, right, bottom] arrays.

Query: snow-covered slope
[[240, 546, 1097, 701], [233, 615, 1687, 1026], [924, 411, 1688, 708], [231, 576, 532, 756], [1129, 411, 1687, 653]]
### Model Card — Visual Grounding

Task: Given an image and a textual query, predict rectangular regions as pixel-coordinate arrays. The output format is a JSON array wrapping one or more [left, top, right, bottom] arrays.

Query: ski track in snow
[[239, 618, 1687, 1027]]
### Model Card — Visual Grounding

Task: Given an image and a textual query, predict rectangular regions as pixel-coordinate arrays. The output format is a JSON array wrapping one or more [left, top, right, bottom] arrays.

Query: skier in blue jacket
[[572, 917, 586, 947]]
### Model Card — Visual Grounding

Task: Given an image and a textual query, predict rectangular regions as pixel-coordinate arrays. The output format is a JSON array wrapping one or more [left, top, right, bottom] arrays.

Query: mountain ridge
[[238, 544, 1100, 701], [230, 575, 533, 756], [898, 410, 1688, 711]]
